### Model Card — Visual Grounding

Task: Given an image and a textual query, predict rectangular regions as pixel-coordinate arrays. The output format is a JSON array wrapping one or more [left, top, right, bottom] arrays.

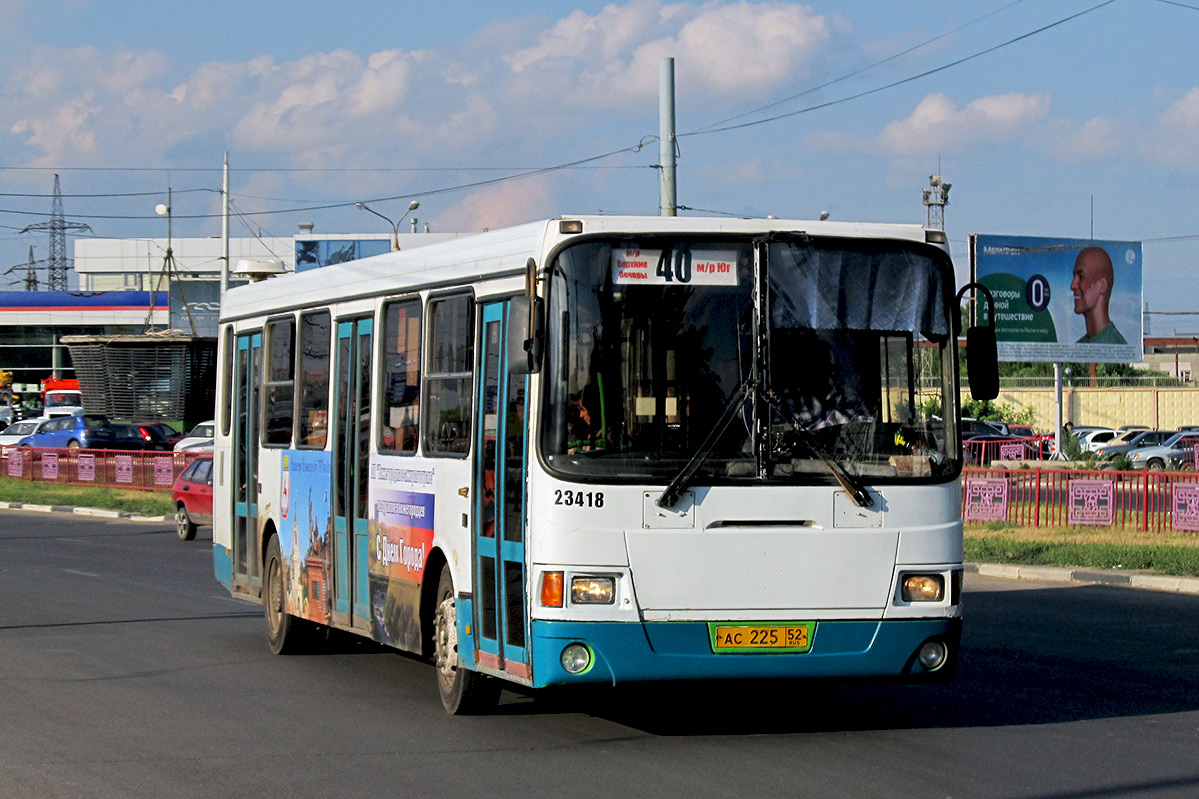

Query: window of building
[[263, 317, 295, 446], [423, 294, 474, 455], [380, 299, 422, 454], [298, 311, 331, 448]]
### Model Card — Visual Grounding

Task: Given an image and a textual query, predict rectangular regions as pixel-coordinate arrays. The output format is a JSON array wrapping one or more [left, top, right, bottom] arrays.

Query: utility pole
[[659, 56, 677, 217], [221, 152, 230, 302]]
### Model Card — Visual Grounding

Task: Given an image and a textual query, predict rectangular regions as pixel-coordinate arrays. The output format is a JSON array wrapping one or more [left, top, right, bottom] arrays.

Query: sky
[[1, 0, 1197, 332]]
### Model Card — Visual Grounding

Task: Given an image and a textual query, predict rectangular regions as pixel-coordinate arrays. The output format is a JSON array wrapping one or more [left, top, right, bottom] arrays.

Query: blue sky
[[2, 0, 1197, 332]]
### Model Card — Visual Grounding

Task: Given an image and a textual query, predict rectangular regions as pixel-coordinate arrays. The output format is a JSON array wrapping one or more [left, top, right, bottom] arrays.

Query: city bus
[[212, 215, 998, 713]]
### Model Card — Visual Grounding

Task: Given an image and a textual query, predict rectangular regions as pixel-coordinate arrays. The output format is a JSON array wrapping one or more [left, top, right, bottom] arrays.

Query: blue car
[[18, 414, 121, 449]]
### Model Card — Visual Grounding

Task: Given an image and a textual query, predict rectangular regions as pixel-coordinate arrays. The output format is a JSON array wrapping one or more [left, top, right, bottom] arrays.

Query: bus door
[[232, 331, 261, 592], [473, 301, 530, 677], [332, 317, 373, 627]]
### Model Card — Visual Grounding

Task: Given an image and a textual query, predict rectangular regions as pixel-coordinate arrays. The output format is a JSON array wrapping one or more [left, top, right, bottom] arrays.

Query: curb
[[967, 562, 1199, 596], [0, 501, 170, 522]]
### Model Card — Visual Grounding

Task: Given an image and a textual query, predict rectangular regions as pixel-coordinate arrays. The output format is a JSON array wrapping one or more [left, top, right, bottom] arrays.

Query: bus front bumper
[[528, 617, 961, 687]]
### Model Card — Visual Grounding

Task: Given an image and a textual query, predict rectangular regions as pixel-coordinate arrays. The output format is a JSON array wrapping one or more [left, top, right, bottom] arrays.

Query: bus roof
[[219, 215, 937, 322]]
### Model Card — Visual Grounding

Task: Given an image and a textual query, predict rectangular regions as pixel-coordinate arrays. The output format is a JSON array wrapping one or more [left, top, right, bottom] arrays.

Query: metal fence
[[2, 447, 208, 492], [964, 466, 1199, 533]]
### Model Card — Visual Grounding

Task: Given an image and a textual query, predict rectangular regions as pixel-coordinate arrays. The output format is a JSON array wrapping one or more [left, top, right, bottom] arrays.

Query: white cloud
[[9, 97, 98, 166], [1140, 87, 1199, 170], [503, 1, 837, 108], [876, 92, 1051, 156], [434, 174, 556, 233], [1039, 116, 1131, 163]]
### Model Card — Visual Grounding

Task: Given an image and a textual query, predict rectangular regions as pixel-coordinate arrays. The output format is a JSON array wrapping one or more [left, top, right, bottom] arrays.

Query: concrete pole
[[659, 57, 677, 217], [220, 152, 230, 303], [1053, 363, 1065, 459]]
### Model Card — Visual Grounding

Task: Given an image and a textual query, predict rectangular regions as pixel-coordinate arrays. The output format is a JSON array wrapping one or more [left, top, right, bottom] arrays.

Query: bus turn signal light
[[541, 571, 564, 607]]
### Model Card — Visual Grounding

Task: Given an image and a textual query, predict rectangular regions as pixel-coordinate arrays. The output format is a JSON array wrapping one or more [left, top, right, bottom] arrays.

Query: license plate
[[709, 623, 814, 653]]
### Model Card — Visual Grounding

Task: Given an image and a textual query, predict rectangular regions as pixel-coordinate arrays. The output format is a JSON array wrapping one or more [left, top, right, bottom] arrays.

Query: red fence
[[2, 447, 207, 492], [964, 466, 1199, 533]]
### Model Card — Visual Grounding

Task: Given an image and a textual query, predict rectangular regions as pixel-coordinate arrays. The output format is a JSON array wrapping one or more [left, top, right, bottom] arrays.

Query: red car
[[172, 456, 213, 540]]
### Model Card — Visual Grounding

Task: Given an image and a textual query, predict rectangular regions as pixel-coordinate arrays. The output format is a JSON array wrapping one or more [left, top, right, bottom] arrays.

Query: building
[[0, 227, 461, 390]]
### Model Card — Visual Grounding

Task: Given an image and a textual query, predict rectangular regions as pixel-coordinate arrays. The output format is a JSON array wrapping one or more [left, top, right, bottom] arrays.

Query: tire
[[1147, 458, 1165, 471], [67, 440, 81, 449], [433, 564, 500, 714], [264, 535, 310, 655], [175, 503, 197, 541]]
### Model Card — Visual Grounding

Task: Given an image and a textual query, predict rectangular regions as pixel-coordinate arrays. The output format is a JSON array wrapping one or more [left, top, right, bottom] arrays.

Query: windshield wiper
[[761, 390, 874, 508], [656, 375, 756, 509]]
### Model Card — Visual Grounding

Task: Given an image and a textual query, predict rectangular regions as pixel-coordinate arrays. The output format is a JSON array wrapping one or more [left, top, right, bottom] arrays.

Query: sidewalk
[[4, 500, 1199, 596], [965, 562, 1199, 595]]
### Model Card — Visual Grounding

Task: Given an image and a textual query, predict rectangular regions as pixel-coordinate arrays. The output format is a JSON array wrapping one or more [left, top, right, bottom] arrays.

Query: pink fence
[[2, 447, 208, 492], [963, 467, 1199, 533]]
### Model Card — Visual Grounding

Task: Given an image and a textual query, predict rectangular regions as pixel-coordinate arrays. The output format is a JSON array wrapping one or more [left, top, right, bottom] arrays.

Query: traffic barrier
[[2, 447, 208, 492], [964, 466, 1199, 533]]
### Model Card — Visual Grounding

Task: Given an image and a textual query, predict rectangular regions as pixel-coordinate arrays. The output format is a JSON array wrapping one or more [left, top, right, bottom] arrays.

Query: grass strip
[[0, 476, 172, 517], [965, 538, 1199, 578]]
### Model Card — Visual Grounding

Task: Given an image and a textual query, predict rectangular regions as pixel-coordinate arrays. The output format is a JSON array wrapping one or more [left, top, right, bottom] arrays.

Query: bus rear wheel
[[264, 535, 310, 655], [433, 564, 499, 714]]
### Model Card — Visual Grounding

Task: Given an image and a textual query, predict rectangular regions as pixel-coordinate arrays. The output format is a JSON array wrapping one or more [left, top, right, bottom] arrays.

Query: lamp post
[[355, 200, 420, 251]]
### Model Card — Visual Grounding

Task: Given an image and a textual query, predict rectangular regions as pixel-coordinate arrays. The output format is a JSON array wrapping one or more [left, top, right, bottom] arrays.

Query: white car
[[0, 417, 52, 448], [174, 420, 215, 452], [1079, 428, 1121, 452]]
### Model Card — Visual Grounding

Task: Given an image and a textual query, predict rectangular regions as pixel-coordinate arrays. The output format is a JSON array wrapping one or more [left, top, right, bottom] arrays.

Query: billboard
[[970, 234, 1142, 363]]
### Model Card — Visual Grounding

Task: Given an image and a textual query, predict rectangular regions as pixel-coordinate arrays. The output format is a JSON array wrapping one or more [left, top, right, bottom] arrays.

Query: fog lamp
[[901, 574, 944, 602], [571, 576, 615, 605], [918, 640, 948, 671], [560, 643, 592, 675]]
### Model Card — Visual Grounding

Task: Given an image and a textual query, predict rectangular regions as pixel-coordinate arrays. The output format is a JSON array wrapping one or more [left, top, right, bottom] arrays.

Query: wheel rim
[[176, 508, 188, 537], [434, 594, 458, 680], [266, 556, 284, 635]]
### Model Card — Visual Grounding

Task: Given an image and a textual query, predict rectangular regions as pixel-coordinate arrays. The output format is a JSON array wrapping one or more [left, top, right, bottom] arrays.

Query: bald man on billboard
[[1071, 246, 1126, 344]]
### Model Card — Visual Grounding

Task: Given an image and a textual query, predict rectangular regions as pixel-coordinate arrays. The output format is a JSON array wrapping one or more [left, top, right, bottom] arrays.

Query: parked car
[[1079, 428, 1121, 452], [1095, 429, 1179, 460], [109, 422, 177, 451], [1127, 433, 1199, 471], [125, 422, 183, 450], [1006, 424, 1037, 439], [18, 414, 121, 449], [961, 417, 1006, 438], [172, 455, 213, 541], [0, 417, 52, 449], [174, 420, 215, 452]]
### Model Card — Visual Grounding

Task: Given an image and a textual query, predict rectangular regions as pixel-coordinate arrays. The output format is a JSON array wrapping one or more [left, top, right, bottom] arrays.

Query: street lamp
[[355, 200, 420, 251]]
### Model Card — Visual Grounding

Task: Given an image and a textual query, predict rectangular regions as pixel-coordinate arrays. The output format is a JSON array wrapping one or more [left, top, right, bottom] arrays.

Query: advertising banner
[[971, 234, 1142, 363], [964, 477, 1009, 521]]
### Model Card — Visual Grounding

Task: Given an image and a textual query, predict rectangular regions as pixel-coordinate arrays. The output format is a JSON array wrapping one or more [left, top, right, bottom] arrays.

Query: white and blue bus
[[212, 215, 997, 713]]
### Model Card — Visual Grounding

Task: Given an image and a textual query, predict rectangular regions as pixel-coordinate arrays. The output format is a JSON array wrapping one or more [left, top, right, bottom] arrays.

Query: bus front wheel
[[433, 564, 500, 714], [265, 535, 309, 655]]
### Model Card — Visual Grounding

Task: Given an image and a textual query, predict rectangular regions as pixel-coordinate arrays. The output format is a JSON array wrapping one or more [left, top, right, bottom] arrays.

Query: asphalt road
[[2, 510, 1198, 799]]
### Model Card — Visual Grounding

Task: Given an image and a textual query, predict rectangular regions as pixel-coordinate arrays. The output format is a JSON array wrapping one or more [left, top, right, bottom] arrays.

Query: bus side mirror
[[956, 282, 999, 401], [966, 324, 998, 401], [508, 294, 543, 375]]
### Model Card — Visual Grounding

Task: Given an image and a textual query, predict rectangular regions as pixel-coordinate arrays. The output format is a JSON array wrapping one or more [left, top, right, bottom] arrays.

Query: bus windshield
[[541, 236, 958, 482]]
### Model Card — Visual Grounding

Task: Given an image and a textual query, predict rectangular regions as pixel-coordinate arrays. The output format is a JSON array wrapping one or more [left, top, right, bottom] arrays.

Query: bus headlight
[[560, 643, 593, 674], [571, 576, 615, 604], [901, 574, 944, 602]]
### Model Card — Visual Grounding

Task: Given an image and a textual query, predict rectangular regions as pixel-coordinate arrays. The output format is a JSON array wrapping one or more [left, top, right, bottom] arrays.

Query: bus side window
[[423, 293, 474, 456], [380, 298, 422, 454], [298, 311, 331, 448]]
